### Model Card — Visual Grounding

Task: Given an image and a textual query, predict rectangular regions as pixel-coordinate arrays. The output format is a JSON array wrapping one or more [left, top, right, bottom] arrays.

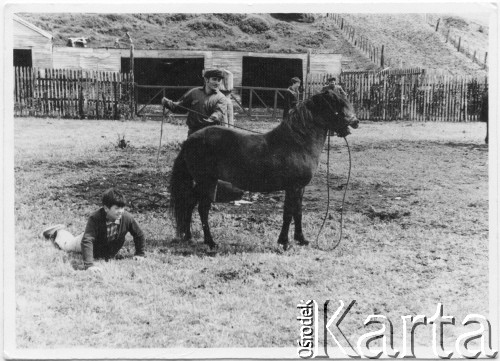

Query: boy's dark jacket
[[81, 208, 145, 268]]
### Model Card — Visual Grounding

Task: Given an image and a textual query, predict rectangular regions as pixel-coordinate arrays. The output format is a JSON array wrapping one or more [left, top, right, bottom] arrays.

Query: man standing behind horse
[[283, 77, 301, 120], [162, 68, 243, 203], [321, 76, 347, 97], [161, 68, 228, 136]]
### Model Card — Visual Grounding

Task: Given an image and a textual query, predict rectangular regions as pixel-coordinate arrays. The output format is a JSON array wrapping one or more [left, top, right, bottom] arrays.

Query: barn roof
[[13, 14, 53, 40]]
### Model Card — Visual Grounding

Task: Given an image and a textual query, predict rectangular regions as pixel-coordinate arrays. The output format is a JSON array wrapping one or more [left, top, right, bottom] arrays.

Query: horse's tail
[[169, 147, 196, 238]]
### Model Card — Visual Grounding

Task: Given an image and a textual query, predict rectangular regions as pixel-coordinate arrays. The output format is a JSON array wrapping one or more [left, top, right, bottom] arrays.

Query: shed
[[51, 47, 341, 105], [13, 14, 53, 68], [51, 47, 342, 87]]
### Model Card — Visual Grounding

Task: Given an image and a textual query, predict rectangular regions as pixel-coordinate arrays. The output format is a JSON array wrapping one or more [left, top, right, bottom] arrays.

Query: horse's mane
[[276, 94, 328, 145]]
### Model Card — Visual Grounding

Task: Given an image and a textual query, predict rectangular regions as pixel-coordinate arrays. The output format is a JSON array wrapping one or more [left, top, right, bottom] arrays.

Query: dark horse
[[169, 89, 359, 250]]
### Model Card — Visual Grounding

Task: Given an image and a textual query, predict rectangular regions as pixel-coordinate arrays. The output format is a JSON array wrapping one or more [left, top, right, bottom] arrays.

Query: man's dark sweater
[[169, 86, 227, 134], [81, 208, 145, 269]]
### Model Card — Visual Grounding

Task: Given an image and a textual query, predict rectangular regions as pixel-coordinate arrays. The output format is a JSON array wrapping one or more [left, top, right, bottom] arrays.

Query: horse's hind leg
[[292, 187, 309, 246], [196, 180, 218, 249], [182, 197, 198, 242]]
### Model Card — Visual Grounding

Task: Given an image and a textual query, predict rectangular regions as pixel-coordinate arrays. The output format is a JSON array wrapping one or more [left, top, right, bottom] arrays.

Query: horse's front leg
[[196, 179, 218, 249], [277, 188, 295, 250], [292, 187, 309, 246]]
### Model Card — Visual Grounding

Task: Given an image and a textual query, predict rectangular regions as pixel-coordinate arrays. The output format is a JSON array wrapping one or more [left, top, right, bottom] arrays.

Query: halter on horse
[[169, 89, 359, 250]]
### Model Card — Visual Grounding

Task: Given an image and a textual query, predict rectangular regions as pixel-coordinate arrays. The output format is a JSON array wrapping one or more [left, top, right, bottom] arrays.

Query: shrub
[[235, 40, 270, 51], [80, 16, 108, 29], [443, 16, 469, 30], [104, 14, 127, 22], [187, 19, 233, 37], [239, 15, 270, 34], [213, 13, 245, 25], [264, 31, 278, 40], [270, 13, 315, 23], [297, 31, 330, 47], [206, 41, 237, 51], [273, 22, 297, 36], [166, 13, 196, 22]]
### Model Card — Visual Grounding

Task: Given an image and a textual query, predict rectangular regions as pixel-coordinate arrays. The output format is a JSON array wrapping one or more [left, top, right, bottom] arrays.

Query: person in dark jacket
[[161, 68, 228, 136], [283, 77, 301, 120], [41, 188, 146, 274], [321, 76, 347, 97], [162, 68, 243, 203]]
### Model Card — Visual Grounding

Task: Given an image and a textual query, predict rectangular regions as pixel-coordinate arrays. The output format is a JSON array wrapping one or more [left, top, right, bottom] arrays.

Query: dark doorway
[[121, 57, 205, 104], [14, 49, 32, 67], [241, 56, 303, 107]]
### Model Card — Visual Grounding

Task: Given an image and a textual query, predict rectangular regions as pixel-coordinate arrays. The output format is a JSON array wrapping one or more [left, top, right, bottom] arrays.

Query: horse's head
[[312, 89, 359, 137]]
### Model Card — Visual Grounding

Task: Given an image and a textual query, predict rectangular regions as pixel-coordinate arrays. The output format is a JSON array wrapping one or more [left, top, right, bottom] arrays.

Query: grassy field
[[13, 116, 489, 350]]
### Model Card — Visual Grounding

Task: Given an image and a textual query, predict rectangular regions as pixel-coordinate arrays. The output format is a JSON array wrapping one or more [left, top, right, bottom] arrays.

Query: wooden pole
[[130, 42, 135, 118], [305, 48, 311, 100], [380, 45, 385, 68]]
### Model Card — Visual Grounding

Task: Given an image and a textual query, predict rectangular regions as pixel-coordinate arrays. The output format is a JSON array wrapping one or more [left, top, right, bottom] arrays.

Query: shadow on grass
[[152, 235, 285, 257], [440, 141, 488, 150]]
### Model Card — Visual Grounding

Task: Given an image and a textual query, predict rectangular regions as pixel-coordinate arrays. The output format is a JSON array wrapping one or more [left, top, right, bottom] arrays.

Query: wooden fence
[[307, 70, 488, 121], [424, 14, 488, 69], [321, 13, 392, 68], [15, 66, 487, 122], [14, 67, 135, 119]]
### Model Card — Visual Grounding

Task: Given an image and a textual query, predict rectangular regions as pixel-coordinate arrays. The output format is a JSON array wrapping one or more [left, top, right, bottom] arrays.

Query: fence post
[[129, 43, 135, 118], [305, 48, 311, 100], [400, 75, 405, 120], [484, 52, 488, 69], [380, 45, 385, 68], [457, 37, 461, 52], [249, 89, 253, 116], [435, 18, 440, 32], [273, 90, 278, 120]]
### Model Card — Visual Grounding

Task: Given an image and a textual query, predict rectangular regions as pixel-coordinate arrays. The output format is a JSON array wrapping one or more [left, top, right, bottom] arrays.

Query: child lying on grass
[[41, 188, 146, 273]]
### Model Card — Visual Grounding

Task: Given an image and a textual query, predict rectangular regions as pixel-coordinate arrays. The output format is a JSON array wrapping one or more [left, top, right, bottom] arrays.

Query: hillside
[[17, 12, 488, 76]]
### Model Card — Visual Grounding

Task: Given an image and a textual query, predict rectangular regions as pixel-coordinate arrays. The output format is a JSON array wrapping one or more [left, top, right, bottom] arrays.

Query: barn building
[[13, 15, 342, 106], [13, 14, 53, 68], [52, 47, 341, 103]]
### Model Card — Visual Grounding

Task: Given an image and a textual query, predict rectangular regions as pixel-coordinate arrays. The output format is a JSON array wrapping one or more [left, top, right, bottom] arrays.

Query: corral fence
[[15, 66, 488, 122], [320, 13, 393, 69], [135, 84, 290, 120], [14, 67, 135, 119], [424, 14, 488, 70], [307, 69, 488, 121]]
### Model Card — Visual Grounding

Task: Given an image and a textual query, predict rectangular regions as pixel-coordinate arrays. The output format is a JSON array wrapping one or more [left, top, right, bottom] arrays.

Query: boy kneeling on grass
[[41, 188, 146, 274]]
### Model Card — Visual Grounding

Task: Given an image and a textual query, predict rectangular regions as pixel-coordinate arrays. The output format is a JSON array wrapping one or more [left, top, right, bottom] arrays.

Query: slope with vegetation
[[18, 12, 488, 76]]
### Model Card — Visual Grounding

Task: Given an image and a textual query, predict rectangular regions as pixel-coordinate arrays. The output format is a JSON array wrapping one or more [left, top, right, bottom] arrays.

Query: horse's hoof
[[279, 242, 292, 251], [205, 241, 218, 250], [295, 235, 309, 246]]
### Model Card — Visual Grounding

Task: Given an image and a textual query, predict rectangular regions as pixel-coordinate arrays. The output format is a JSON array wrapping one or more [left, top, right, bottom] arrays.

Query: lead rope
[[164, 103, 262, 134], [315, 134, 352, 251]]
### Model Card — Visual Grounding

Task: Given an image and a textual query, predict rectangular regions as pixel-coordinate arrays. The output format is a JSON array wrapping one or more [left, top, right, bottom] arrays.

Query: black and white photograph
[[2, 1, 499, 359]]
